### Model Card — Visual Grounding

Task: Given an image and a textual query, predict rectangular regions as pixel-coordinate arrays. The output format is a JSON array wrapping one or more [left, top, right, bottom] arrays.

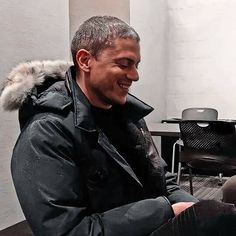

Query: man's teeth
[[119, 83, 130, 89]]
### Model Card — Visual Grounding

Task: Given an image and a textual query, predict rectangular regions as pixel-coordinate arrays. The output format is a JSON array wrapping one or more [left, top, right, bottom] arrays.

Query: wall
[[130, 0, 168, 123], [0, 0, 70, 229], [166, 0, 236, 119], [129, 0, 168, 153]]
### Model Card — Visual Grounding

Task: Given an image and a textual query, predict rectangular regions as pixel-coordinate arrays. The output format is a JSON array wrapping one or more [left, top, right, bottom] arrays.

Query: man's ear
[[75, 49, 92, 72]]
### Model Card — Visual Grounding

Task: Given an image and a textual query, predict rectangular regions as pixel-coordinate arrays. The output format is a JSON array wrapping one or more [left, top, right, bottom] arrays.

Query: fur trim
[[0, 60, 72, 111]]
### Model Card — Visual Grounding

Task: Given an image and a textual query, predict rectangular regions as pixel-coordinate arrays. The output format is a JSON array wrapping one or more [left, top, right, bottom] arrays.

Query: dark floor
[[180, 174, 228, 201]]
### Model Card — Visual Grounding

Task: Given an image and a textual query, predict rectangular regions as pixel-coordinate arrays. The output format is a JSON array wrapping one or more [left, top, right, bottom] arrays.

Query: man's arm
[[138, 119, 198, 215], [138, 118, 198, 203], [165, 171, 199, 204], [12, 116, 175, 236]]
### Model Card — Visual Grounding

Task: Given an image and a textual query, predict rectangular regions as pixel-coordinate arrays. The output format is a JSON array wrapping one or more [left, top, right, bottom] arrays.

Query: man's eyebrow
[[115, 58, 140, 64]]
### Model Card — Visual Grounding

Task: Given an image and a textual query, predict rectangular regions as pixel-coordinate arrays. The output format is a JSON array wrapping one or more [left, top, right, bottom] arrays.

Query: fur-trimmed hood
[[0, 60, 72, 111]]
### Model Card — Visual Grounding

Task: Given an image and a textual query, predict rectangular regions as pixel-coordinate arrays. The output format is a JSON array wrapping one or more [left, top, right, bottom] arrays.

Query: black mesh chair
[[172, 108, 218, 182], [179, 120, 236, 195]]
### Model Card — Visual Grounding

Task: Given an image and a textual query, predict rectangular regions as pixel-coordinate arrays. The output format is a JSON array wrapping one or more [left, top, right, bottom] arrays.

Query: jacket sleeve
[[11, 116, 174, 236], [138, 119, 199, 204], [165, 171, 199, 204]]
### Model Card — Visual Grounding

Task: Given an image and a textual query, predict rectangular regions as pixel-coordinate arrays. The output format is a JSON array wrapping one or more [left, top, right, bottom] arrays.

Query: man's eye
[[118, 63, 129, 68]]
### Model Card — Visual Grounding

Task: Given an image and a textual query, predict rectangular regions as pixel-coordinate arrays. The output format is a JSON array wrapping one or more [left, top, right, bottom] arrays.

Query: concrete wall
[[0, 0, 70, 229], [166, 0, 236, 119], [130, 0, 168, 123], [130, 0, 168, 152], [131, 0, 236, 121]]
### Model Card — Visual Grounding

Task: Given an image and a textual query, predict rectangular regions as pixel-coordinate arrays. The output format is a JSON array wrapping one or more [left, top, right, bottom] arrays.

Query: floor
[[179, 174, 228, 201]]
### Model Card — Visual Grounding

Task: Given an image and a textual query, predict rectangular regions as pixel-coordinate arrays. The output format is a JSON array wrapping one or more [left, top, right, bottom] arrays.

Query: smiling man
[[1, 16, 203, 236]]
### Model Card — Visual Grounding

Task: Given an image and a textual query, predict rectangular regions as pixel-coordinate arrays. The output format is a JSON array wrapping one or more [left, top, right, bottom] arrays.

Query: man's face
[[85, 38, 140, 108]]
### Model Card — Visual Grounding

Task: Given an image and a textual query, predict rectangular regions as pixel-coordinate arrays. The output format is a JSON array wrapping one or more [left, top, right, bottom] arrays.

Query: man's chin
[[112, 97, 127, 105], [104, 94, 128, 106]]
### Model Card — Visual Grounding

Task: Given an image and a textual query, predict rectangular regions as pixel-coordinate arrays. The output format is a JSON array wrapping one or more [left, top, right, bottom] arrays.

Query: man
[[0, 16, 235, 236]]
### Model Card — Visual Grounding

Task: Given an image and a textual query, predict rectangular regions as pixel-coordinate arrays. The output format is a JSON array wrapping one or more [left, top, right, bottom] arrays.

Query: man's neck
[[75, 74, 112, 110]]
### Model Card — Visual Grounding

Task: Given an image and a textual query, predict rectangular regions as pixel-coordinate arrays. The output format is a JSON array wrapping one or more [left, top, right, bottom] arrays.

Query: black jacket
[[1, 61, 198, 236]]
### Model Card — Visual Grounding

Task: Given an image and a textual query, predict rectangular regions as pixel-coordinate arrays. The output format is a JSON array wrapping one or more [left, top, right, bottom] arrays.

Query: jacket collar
[[66, 66, 154, 132]]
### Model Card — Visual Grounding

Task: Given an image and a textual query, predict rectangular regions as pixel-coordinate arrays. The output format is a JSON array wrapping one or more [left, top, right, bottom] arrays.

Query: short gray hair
[[71, 16, 140, 66]]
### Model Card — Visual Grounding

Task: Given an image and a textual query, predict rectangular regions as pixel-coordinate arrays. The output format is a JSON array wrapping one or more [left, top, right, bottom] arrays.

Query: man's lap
[[149, 200, 236, 236]]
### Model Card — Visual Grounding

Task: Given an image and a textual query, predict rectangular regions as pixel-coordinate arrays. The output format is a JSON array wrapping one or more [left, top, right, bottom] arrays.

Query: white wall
[[130, 0, 168, 153], [166, 0, 236, 119], [0, 0, 70, 229], [130, 0, 168, 123], [131, 0, 236, 121]]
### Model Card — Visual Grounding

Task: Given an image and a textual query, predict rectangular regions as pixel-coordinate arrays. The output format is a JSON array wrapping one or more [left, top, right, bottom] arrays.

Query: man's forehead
[[102, 38, 140, 59]]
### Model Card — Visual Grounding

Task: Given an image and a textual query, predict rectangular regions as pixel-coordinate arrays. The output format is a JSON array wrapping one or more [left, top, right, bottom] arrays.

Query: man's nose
[[127, 67, 139, 81]]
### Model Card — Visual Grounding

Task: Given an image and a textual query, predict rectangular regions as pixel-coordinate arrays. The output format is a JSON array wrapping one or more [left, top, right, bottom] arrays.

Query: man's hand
[[172, 202, 195, 216]]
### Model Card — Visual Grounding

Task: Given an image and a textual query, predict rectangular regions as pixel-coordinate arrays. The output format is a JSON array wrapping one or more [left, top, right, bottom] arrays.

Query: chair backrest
[[182, 108, 218, 121], [180, 120, 236, 155]]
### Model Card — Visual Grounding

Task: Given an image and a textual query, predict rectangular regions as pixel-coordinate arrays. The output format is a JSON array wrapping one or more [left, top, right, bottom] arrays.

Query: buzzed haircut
[[71, 16, 140, 67]]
